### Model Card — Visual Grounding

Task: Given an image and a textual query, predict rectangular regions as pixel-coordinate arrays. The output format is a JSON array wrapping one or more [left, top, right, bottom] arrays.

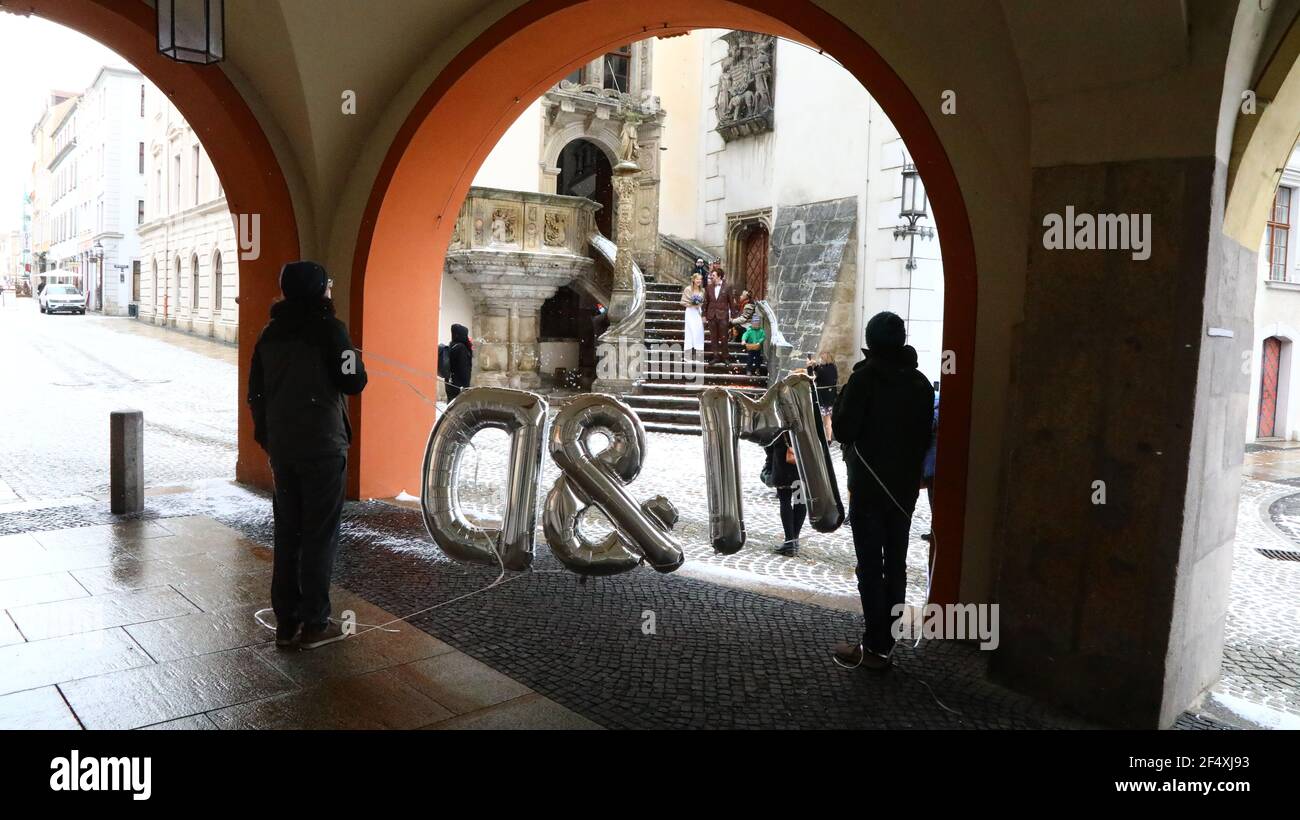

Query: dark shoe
[[831, 642, 890, 670], [275, 619, 301, 648], [299, 621, 346, 650], [774, 541, 798, 557]]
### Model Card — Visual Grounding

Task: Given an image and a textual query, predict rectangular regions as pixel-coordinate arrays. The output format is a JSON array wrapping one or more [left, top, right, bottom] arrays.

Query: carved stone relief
[[544, 212, 567, 246], [489, 208, 518, 245], [715, 31, 776, 142]]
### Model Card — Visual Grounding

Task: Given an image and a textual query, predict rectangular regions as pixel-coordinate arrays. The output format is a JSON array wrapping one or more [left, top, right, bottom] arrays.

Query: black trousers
[[270, 454, 348, 629], [777, 485, 806, 546], [745, 348, 764, 374], [849, 497, 912, 654]]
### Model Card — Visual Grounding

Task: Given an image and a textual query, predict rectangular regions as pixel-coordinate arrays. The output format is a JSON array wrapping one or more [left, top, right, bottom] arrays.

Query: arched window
[[212, 251, 223, 313], [191, 253, 200, 310]]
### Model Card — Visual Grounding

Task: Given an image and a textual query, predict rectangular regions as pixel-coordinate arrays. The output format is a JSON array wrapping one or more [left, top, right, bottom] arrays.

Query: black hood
[[280, 260, 328, 302], [451, 323, 473, 350], [267, 296, 335, 333], [853, 345, 919, 380]]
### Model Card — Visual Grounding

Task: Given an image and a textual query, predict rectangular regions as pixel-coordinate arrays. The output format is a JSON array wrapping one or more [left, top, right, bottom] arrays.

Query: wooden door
[[1258, 337, 1282, 438], [743, 226, 769, 299]]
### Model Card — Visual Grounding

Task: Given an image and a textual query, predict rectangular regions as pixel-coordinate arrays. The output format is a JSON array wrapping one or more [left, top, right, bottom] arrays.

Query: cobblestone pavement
[[0, 297, 237, 504]]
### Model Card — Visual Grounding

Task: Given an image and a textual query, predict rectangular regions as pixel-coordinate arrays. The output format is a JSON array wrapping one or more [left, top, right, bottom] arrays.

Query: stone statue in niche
[[716, 31, 776, 142], [490, 208, 517, 244], [544, 212, 567, 246], [618, 117, 641, 166]]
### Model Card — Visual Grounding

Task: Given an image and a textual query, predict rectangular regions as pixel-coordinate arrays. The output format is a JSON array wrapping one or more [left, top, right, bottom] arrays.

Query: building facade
[[31, 69, 148, 315], [136, 83, 239, 343], [27, 90, 79, 286], [441, 30, 945, 387], [654, 30, 945, 382], [1247, 145, 1300, 442]]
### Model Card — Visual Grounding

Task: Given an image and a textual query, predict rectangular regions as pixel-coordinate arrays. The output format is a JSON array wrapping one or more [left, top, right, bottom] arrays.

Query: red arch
[[23, 0, 300, 492], [353, 0, 976, 603]]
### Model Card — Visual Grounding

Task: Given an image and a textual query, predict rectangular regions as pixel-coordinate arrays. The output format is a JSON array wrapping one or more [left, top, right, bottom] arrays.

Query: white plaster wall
[[471, 99, 543, 193], [438, 275, 475, 346], [652, 32, 705, 238], [1247, 189, 1300, 441]]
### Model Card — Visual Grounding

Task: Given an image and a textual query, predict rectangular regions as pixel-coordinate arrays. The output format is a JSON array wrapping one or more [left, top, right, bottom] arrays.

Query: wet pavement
[[0, 296, 236, 505], [0, 294, 1296, 728]]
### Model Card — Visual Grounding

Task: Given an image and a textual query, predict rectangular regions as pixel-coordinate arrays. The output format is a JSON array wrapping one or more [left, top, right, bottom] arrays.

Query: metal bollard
[[110, 410, 144, 514]]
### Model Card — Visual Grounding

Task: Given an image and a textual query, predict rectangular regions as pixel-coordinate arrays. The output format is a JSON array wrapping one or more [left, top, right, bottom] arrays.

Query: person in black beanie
[[248, 261, 368, 650], [829, 311, 934, 670]]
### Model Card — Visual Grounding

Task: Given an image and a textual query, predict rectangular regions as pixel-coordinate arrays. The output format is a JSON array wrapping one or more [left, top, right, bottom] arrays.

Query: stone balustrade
[[445, 187, 600, 389]]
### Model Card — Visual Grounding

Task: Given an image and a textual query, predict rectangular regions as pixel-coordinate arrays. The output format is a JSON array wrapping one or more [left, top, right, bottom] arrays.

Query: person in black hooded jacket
[[248, 261, 367, 650], [445, 323, 473, 400], [830, 311, 934, 670]]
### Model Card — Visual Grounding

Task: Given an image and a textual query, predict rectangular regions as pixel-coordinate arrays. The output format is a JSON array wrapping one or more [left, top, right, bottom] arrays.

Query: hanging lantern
[[899, 163, 929, 221], [157, 0, 225, 65]]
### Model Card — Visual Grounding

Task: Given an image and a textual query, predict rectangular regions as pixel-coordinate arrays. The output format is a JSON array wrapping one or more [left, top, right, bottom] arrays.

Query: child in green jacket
[[742, 317, 766, 376]]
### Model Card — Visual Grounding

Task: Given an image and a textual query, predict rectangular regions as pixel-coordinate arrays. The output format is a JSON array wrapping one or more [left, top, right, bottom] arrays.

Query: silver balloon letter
[[420, 387, 548, 571], [699, 373, 844, 554], [543, 394, 684, 575]]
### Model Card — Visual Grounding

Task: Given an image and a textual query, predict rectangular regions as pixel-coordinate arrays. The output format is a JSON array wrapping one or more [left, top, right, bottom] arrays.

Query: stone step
[[623, 394, 701, 410], [642, 421, 703, 437], [626, 407, 703, 426], [638, 381, 768, 396], [641, 372, 767, 386]]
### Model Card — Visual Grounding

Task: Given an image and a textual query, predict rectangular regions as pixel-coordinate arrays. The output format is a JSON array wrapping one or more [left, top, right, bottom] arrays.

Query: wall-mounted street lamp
[[157, 0, 225, 65], [893, 163, 934, 272]]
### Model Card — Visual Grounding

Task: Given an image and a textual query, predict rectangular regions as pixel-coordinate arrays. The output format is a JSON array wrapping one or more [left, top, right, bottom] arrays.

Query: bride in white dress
[[680, 273, 706, 364]]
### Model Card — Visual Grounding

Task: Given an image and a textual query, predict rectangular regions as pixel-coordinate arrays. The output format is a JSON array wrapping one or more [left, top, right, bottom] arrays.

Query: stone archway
[[349, 0, 979, 606], [21, 0, 301, 493], [556, 139, 614, 238]]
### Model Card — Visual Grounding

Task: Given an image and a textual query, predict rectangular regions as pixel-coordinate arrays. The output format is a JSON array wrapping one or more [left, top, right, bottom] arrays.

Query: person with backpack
[[247, 261, 367, 650], [829, 311, 934, 670], [439, 323, 474, 400]]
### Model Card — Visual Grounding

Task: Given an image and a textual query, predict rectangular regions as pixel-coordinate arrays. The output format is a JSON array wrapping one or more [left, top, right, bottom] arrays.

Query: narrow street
[[0, 294, 236, 505]]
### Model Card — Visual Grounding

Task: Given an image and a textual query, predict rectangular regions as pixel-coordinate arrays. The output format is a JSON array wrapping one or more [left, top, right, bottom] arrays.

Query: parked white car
[[39, 285, 86, 315]]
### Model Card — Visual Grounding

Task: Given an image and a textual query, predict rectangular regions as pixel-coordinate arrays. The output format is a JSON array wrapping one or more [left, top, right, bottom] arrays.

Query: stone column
[[592, 158, 645, 394], [473, 292, 546, 390]]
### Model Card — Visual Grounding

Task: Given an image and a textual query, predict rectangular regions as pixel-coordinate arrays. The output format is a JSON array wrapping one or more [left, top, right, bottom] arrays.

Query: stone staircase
[[623, 281, 769, 435]]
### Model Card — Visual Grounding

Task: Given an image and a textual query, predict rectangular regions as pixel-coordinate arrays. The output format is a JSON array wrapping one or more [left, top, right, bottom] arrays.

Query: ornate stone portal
[[446, 188, 600, 388], [715, 31, 776, 142], [540, 81, 665, 276]]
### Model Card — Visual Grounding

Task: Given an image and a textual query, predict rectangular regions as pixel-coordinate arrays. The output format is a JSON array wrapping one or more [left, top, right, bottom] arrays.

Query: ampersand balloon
[[699, 373, 844, 554], [420, 387, 548, 571], [543, 393, 684, 575]]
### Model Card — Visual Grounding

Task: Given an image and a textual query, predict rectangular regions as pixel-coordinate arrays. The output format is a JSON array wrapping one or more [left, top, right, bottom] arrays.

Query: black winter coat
[[831, 346, 934, 512], [248, 298, 368, 462], [764, 434, 800, 489]]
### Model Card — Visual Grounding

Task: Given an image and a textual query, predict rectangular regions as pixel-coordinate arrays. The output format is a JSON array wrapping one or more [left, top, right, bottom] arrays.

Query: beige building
[[26, 90, 79, 283], [136, 84, 239, 343]]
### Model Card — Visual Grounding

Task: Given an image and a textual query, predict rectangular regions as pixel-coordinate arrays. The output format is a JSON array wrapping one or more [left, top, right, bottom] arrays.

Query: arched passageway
[[21, 0, 300, 492], [556, 138, 614, 238], [348, 0, 978, 605]]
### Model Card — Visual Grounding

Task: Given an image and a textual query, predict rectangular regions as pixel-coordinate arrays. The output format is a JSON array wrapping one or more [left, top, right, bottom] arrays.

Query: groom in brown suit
[[704, 270, 736, 364]]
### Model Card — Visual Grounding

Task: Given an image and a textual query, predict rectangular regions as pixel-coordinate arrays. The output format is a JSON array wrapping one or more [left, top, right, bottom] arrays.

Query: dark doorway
[[743, 225, 770, 299], [557, 139, 613, 238], [1259, 336, 1282, 438], [539, 285, 601, 388]]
